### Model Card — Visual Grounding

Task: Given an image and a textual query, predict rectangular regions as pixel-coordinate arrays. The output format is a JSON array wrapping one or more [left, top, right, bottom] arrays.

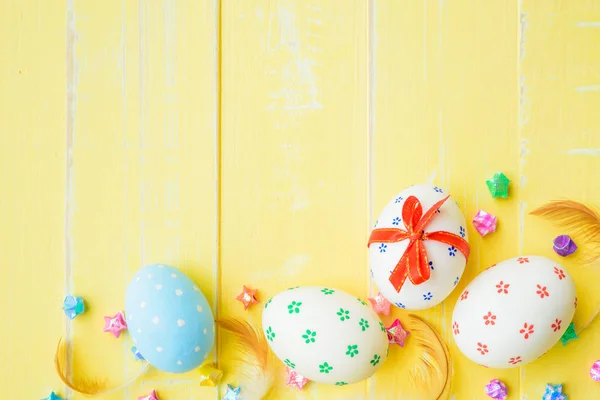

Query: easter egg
[[369, 184, 469, 310], [262, 286, 389, 385], [451, 256, 576, 368], [125, 264, 215, 373]]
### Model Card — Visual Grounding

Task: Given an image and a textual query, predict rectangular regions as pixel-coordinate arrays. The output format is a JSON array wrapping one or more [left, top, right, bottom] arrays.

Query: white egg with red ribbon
[[368, 184, 470, 310]]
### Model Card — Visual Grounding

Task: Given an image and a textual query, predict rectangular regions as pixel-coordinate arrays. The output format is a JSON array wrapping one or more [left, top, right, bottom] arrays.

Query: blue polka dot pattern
[[125, 264, 215, 373]]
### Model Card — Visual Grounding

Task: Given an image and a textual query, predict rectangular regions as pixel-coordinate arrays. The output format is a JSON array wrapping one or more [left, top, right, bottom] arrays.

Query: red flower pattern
[[509, 356, 522, 365], [517, 257, 529, 264], [520, 323, 535, 339], [551, 319, 562, 332], [536, 284, 549, 299], [496, 281, 510, 294], [554, 266, 566, 280], [460, 290, 469, 301], [485, 264, 497, 271], [453, 321, 460, 335], [483, 312, 497, 326], [477, 342, 489, 355]]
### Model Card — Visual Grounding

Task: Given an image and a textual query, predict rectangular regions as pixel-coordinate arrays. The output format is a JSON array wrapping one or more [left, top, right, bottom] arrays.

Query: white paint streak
[[281, 254, 310, 276], [265, 3, 323, 113], [520, 138, 529, 188], [425, 169, 437, 185], [519, 76, 530, 128], [519, 11, 528, 63], [577, 21, 600, 27], [576, 84, 600, 92], [423, 0, 427, 81], [568, 148, 600, 156], [290, 183, 310, 211], [64, 0, 78, 396]]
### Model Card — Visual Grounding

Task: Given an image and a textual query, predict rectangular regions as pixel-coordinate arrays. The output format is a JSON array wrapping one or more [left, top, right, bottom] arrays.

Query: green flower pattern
[[336, 308, 350, 321], [370, 354, 381, 366], [346, 344, 359, 358], [335, 382, 348, 386], [288, 286, 299, 290], [302, 329, 317, 344], [321, 288, 335, 295], [284, 359, 295, 368], [359, 318, 370, 331], [266, 326, 275, 342], [319, 362, 333, 374], [357, 298, 368, 306], [379, 321, 386, 332], [264, 298, 272, 309], [287, 300, 302, 314]]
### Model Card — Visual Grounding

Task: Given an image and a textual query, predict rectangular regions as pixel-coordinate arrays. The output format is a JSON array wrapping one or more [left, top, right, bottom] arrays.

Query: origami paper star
[[62, 295, 85, 319], [131, 346, 145, 361], [41, 392, 63, 400], [137, 390, 160, 400], [486, 172, 510, 198], [103, 311, 128, 338], [222, 384, 242, 400], [553, 235, 577, 257], [472, 210, 497, 236], [368, 292, 391, 316], [286, 367, 309, 390], [560, 322, 578, 346], [485, 379, 508, 400], [198, 364, 223, 387], [236, 285, 259, 310], [590, 360, 600, 381], [386, 318, 410, 347], [543, 383, 567, 400]]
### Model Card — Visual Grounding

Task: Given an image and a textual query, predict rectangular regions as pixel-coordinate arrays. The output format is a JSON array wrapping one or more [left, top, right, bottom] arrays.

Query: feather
[[217, 317, 281, 400], [406, 315, 451, 400], [530, 200, 600, 263], [54, 337, 150, 396]]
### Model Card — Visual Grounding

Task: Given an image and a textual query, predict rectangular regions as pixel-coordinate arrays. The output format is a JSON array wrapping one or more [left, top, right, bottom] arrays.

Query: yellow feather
[[54, 338, 109, 396], [217, 317, 282, 400], [54, 337, 150, 396], [530, 200, 600, 263], [406, 315, 451, 400]]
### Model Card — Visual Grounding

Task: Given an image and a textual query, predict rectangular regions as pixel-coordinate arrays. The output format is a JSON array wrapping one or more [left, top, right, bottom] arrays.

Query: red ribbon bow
[[368, 195, 470, 292]]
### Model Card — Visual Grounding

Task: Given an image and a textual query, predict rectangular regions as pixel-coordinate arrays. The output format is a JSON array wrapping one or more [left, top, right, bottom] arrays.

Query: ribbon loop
[[369, 195, 470, 293]]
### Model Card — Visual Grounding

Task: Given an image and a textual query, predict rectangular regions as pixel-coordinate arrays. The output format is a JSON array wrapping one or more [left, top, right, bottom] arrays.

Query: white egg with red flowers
[[369, 184, 469, 310], [451, 256, 576, 368], [262, 286, 389, 385]]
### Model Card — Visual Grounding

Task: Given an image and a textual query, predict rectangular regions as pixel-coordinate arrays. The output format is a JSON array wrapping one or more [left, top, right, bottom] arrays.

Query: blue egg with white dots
[[125, 264, 215, 373]]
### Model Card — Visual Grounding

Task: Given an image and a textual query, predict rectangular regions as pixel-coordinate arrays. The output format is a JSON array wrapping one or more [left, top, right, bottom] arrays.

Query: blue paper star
[[131, 346, 145, 361], [222, 384, 241, 400], [41, 392, 63, 400], [62, 295, 85, 319], [543, 383, 568, 400]]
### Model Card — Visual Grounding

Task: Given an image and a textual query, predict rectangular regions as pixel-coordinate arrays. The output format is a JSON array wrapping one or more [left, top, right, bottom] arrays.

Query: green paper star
[[560, 322, 578, 345], [486, 172, 511, 198]]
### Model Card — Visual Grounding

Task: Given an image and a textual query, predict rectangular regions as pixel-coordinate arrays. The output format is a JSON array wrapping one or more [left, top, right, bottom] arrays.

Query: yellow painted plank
[[0, 0, 66, 398], [68, 1, 218, 399], [220, 1, 368, 398], [520, 1, 600, 398], [373, 1, 519, 398]]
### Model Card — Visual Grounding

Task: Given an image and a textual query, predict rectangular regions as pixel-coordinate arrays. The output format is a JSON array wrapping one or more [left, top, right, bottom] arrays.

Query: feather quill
[[530, 200, 600, 263], [406, 315, 451, 400], [217, 317, 282, 400], [54, 337, 149, 396]]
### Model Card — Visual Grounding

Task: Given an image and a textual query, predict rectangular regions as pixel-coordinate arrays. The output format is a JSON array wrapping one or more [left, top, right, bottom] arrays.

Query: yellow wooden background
[[2, 0, 600, 399]]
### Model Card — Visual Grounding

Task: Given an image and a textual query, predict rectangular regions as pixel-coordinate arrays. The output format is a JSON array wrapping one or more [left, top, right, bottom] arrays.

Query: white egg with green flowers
[[262, 286, 389, 385]]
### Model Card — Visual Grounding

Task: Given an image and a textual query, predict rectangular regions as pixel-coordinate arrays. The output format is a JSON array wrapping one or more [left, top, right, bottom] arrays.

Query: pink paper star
[[138, 390, 160, 400], [286, 367, 309, 390], [368, 292, 391, 315], [387, 318, 410, 347], [236, 285, 259, 310], [103, 311, 127, 338]]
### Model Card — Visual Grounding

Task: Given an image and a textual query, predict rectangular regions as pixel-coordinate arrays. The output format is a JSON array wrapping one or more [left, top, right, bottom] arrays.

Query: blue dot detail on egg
[[124, 264, 215, 373]]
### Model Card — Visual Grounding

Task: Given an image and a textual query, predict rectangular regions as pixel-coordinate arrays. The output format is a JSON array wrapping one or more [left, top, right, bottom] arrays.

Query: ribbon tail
[[407, 241, 430, 285]]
